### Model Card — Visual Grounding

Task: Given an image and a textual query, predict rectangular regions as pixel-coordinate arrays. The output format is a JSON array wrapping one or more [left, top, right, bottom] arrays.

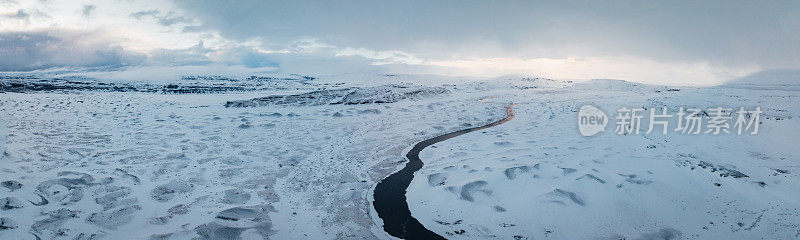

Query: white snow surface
[[408, 80, 800, 239], [0, 74, 798, 239]]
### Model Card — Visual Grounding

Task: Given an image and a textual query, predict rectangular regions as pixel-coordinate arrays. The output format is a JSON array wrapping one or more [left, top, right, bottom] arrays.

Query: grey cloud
[[181, 25, 206, 33], [218, 46, 278, 68], [172, 0, 800, 71], [130, 10, 159, 19], [145, 40, 279, 69], [157, 15, 190, 26], [129, 10, 190, 26], [4, 9, 29, 21], [146, 41, 213, 66], [0, 31, 146, 71], [81, 5, 95, 17], [0, 29, 280, 71]]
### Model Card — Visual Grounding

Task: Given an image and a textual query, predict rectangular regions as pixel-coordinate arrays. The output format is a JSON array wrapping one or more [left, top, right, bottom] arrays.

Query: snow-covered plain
[[0, 74, 798, 239], [409, 79, 800, 239]]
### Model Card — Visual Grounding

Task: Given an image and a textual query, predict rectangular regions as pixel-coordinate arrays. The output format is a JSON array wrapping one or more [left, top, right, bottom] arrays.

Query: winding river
[[373, 103, 516, 239]]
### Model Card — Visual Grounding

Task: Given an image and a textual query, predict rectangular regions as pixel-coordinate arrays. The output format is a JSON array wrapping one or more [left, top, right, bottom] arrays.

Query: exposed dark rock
[[2, 197, 24, 210], [1, 180, 22, 191], [698, 161, 749, 178], [0, 217, 17, 230]]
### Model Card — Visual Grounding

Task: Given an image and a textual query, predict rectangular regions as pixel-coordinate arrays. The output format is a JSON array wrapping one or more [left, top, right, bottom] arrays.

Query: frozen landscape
[[2, 1, 800, 239], [0, 73, 798, 239]]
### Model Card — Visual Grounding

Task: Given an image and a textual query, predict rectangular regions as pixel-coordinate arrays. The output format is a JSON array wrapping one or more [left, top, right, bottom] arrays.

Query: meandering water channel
[[373, 102, 516, 239]]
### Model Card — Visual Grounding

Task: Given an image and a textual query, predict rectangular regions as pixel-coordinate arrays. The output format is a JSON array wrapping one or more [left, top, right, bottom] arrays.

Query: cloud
[[3, 9, 29, 21], [144, 40, 281, 69], [0, 30, 146, 71], [156, 15, 191, 27], [0, 0, 18, 6], [81, 5, 95, 17], [129, 9, 191, 27], [212, 46, 278, 68], [130, 10, 159, 19], [145, 41, 213, 66], [335, 48, 422, 65], [171, 0, 800, 82], [2, 0, 798, 84]]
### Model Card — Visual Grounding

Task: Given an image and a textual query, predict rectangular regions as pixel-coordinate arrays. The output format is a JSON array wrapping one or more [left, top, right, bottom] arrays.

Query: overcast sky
[[1, 0, 798, 84]]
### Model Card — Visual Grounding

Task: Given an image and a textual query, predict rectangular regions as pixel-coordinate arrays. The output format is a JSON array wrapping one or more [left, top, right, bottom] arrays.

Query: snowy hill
[[721, 69, 800, 90]]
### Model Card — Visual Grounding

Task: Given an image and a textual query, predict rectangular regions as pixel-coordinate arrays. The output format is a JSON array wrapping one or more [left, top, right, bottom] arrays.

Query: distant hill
[[722, 69, 800, 90]]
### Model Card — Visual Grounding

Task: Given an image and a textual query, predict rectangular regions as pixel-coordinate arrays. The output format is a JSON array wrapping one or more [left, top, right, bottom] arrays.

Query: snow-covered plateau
[[0, 74, 798, 239]]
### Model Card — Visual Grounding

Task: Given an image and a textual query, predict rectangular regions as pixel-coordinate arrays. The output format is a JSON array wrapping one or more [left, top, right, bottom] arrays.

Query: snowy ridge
[[720, 70, 800, 91], [224, 84, 450, 107], [0, 74, 319, 93], [567, 78, 658, 91]]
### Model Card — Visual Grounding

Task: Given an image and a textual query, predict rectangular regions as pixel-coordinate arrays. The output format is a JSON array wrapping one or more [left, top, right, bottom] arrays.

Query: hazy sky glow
[[1, 0, 798, 84]]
